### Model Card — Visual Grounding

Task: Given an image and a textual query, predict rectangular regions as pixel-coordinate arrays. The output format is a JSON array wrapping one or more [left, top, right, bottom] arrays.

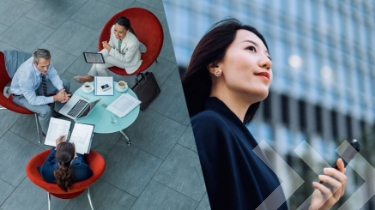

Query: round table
[[74, 82, 139, 145]]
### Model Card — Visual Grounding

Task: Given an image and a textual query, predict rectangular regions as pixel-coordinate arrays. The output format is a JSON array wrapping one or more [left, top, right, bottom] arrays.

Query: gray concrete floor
[[0, 0, 210, 209]]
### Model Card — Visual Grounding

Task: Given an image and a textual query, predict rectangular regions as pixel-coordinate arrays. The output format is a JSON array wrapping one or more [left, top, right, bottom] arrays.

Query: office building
[[164, 0, 375, 208]]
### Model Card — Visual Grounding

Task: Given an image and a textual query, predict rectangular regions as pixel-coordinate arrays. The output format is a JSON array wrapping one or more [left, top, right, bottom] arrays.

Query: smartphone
[[320, 139, 361, 184], [101, 84, 111, 91]]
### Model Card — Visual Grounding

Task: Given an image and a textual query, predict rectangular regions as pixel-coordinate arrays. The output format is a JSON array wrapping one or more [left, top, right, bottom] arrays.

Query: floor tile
[[45, 20, 98, 57], [153, 144, 205, 201], [0, 0, 33, 26], [148, 79, 190, 126], [25, 0, 80, 29], [1, 178, 69, 210], [0, 23, 7, 36], [97, 0, 135, 8], [0, 179, 14, 206], [38, 43, 77, 75], [0, 110, 20, 138], [126, 109, 186, 159], [0, 41, 19, 51], [89, 132, 121, 155], [177, 125, 197, 153], [131, 180, 198, 210], [167, 66, 181, 83], [70, 0, 120, 31], [66, 53, 94, 78], [159, 20, 177, 64], [0, 132, 43, 187], [9, 114, 43, 146], [60, 0, 88, 7], [0, 17, 54, 53], [196, 193, 211, 210], [101, 140, 163, 197], [147, 57, 177, 87], [64, 179, 137, 210]]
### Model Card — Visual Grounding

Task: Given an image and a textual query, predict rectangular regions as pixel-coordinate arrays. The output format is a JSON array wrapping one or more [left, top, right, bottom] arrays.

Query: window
[[346, 115, 353, 139], [298, 100, 307, 131], [331, 110, 338, 139], [281, 94, 290, 125], [262, 91, 272, 121], [315, 105, 323, 134]]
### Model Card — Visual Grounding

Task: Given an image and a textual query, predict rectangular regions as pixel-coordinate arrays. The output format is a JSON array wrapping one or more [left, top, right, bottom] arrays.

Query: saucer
[[81, 84, 94, 93], [115, 84, 128, 92]]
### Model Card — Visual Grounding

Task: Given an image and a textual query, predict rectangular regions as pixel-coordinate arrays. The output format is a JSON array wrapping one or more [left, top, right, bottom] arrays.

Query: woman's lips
[[255, 72, 270, 80]]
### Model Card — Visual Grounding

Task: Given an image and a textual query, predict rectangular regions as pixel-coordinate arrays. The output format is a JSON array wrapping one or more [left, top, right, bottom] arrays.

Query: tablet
[[83, 52, 105, 63]]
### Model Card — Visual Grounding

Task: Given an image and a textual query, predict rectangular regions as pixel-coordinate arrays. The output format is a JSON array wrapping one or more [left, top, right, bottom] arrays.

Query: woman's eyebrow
[[241, 40, 270, 56], [241, 40, 258, 47]]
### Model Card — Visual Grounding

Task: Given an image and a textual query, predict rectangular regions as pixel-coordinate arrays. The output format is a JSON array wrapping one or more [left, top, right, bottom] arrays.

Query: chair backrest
[[0, 51, 11, 89], [2, 50, 32, 78], [26, 149, 106, 199], [0, 51, 34, 114], [98, 7, 164, 76]]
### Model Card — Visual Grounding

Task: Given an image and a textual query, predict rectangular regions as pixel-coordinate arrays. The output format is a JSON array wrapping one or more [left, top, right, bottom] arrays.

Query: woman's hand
[[309, 158, 347, 210], [102, 41, 112, 51], [55, 135, 66, 147]]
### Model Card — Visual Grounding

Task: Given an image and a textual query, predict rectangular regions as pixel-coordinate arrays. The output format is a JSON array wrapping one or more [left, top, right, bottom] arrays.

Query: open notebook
[[44, 118, 94, 154]]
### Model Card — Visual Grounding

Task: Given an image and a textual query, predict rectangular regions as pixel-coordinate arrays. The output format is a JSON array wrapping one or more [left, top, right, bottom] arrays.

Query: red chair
[[0, 51, 42, 143], [98, 7, 164, 76], [26, 149, 106, 210]]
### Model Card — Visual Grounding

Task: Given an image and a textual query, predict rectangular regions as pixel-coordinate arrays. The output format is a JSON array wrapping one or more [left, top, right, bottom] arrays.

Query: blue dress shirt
[[9, 57, 63, 105]]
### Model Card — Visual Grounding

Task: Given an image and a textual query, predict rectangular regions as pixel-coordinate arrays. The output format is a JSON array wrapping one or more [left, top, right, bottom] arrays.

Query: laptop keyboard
[[67, 99, 88, 117]]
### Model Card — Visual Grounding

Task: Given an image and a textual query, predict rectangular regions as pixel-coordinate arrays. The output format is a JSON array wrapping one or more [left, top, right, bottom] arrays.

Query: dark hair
[[182, 18, 269, 124], [54, 142, 75, 192], [114, 16, 136, 36]]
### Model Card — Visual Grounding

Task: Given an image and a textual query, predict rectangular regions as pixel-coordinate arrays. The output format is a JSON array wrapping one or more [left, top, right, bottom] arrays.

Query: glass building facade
[[163, 0, 375, 209]]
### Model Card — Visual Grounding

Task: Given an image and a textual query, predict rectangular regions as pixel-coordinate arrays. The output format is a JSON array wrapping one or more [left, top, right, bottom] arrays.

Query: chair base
[[47, 188, 94, 210]]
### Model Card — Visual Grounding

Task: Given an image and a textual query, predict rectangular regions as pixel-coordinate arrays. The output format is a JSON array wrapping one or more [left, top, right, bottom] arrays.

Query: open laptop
[[59, 95, 101, 120]]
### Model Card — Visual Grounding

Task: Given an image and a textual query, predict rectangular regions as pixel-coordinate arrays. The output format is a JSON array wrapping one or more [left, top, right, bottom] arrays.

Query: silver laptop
[[59, 95, 101, 120]]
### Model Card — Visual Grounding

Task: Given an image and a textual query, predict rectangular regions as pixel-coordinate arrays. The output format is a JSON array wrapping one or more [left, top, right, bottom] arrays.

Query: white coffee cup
[[83, 82, 92, 91], [117, 81, 128, 90]]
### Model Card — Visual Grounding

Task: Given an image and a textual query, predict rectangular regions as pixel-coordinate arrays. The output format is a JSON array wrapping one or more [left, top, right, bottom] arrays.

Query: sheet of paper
[[44, 118, 71, 147], [69, 123, 94, 154], [106, 93, 141, 118], [94, 76, 114, 96]]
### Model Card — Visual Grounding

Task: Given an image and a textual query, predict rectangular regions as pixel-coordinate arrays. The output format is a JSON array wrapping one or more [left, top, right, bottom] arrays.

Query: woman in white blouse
[[74, 16, 142, 83]]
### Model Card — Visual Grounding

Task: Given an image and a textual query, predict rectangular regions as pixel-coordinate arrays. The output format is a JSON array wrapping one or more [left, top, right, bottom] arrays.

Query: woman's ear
[[207, 62, 222, 77]]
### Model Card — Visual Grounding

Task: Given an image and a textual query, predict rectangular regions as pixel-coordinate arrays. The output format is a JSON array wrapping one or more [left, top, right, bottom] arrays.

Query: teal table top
[[74, 82, 140, 134]]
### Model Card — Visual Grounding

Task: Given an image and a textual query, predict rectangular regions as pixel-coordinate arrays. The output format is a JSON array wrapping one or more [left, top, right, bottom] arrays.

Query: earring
[[214, 70, 221, 77]]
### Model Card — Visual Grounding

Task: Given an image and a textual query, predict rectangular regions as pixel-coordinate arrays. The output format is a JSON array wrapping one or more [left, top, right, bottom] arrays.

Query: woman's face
[[114, 23, 128, 40], [216, 29, 272, 102]]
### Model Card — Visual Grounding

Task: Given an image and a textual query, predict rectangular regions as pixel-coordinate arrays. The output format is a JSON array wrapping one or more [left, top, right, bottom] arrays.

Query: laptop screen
[[78, 99, 101, 118]]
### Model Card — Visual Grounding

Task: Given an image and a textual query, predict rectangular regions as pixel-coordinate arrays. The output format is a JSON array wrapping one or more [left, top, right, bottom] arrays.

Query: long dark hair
[[54, 142, 75, 192], [182, 18, 269, 124], [114, 16, 136, 36]]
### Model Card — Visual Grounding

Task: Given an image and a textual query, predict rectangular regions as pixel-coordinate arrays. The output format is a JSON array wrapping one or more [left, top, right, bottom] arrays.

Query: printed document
[[106, 93, 141, 118]]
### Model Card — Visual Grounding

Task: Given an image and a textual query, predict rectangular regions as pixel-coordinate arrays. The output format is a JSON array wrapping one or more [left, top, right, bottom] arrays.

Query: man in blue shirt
[[9, 49, 71, 134]]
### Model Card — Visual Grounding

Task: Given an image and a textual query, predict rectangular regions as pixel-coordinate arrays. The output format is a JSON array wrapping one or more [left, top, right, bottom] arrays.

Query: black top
[[191, 97, 288, 210]]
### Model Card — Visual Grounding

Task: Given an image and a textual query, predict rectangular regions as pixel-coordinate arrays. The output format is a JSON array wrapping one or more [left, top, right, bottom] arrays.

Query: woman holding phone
[[182, 18, 347, 210]]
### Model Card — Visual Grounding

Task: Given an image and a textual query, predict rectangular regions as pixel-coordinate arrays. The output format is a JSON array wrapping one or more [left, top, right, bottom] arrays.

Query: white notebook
[[44, 118, 94, 154], [106, 93, 141, 118]]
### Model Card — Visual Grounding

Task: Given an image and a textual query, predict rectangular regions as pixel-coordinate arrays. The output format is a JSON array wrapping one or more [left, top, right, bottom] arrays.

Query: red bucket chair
[[26, 149, 106, 210], [0, 51, 43, 143], [98, 7, 164, 76]]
